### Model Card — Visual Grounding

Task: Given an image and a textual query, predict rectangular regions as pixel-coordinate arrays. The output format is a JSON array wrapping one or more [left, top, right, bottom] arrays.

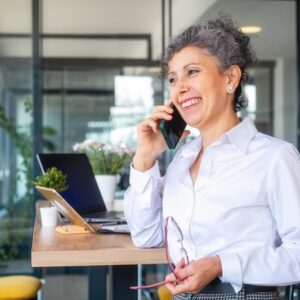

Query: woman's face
[[167, 46, 235, 131]]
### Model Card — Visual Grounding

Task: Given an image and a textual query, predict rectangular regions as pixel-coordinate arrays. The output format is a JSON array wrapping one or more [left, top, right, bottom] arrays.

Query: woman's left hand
[[165, 256, 222, 295]]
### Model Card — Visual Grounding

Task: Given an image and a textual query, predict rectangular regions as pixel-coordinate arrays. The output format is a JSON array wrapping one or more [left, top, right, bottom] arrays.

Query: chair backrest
[[157, 285, 172, 300]]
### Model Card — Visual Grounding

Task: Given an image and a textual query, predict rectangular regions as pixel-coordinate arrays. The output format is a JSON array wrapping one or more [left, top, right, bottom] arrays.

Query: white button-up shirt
[[123, 117, 300, 292]]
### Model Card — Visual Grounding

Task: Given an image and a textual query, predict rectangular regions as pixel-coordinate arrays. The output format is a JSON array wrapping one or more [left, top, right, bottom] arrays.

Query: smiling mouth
[[181, 98, 201, 109]]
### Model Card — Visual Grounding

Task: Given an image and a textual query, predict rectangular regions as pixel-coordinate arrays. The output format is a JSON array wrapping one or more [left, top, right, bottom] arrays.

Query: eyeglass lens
[[167, 217, 189, 265], [130, 216, 189, 290]]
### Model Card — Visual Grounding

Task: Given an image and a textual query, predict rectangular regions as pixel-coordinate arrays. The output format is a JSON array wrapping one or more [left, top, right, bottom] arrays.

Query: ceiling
[[0, 0, 296, 61], [200, 0, 296, 60]]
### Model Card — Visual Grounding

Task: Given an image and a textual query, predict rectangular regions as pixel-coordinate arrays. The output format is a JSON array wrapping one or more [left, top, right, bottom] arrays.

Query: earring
[[227, 85, 233, 93]]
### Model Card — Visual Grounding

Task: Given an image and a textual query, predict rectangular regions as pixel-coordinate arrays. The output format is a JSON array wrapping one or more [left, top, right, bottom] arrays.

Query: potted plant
[[73, 139, 133, 208], [33, 167, 68, 192]]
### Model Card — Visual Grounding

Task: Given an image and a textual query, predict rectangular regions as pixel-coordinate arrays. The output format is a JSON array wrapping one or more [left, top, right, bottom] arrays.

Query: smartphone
[[159, 104, 187, 149]]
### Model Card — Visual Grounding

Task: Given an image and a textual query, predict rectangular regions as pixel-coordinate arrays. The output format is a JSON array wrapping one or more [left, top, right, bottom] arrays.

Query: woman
[[124, 13, 300, 299]]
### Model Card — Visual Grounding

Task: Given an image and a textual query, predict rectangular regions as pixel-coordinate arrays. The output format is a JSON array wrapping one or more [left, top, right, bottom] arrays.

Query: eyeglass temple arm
[[165, 217, 180, 280], [130, 279, 175, 290]]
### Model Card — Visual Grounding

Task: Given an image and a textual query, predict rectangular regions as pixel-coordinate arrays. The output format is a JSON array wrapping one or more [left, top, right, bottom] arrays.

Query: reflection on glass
[[245, 84, 257, 121], [114, 75, 154, 108], [42, 67, 162, 194], [86, 75, 155, 148], [43, 68, 161, 153]]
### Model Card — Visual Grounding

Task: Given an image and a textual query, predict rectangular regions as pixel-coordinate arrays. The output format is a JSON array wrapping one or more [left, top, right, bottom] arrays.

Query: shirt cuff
[[219, 253, 243, 293], [129, 161, 161, 193]]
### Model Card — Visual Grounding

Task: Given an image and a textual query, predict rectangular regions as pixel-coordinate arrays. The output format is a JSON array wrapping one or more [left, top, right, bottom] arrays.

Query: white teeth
[[182, 98, 201, 108]]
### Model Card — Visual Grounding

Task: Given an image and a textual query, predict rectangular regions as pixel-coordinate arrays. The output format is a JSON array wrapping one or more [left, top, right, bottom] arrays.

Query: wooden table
[[31, 201, 166, 300]]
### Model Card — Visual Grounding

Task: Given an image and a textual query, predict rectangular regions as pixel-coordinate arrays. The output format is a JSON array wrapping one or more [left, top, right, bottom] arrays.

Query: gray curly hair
[[161, 13, 256, 112]]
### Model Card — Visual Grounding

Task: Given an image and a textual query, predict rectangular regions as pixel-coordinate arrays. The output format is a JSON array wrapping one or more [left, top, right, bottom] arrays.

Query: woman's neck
[[200, 114, 240, 150]]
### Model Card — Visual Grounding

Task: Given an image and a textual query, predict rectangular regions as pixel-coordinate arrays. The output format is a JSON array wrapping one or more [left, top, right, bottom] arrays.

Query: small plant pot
[[95, 175, 117, 211]]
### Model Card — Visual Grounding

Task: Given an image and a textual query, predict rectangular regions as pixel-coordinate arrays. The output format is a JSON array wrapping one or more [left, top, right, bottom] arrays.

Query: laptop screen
[[36, 153, 107, 214]]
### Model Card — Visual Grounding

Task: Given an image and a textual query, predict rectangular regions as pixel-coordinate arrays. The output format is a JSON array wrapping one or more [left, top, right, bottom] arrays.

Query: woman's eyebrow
[[183, 63, 201, 69], [167, 71, 175, 77], [167, 63, 202, 77]]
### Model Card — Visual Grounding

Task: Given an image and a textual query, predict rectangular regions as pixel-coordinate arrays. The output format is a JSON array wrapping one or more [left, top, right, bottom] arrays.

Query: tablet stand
[[55, 224, 91, 235]]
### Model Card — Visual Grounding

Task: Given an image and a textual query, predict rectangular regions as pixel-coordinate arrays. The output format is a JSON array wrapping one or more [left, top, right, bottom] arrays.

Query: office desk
[[31, 201, 166, 300]]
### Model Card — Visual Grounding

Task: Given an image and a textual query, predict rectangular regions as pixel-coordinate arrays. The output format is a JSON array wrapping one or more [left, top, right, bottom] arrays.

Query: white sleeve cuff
[[219, 253, 243, 293], [129, 161, 161, 193]]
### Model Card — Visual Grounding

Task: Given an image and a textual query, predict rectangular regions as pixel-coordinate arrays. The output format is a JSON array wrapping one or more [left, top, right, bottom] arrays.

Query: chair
[[285, 284, 300, 300], [0, 275, 42, 300], [157, 285, 172, 300]]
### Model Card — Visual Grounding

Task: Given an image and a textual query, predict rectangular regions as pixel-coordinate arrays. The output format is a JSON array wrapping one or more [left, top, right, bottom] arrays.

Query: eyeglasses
[[130, 216, 189, 290]]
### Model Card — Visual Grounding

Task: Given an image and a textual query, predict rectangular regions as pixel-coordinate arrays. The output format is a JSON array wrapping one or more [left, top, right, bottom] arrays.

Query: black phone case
[[159, 104, 186, 149]]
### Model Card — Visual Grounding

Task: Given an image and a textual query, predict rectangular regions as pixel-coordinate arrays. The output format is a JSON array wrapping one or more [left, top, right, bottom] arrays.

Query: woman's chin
[[185, 116, 204, 129]]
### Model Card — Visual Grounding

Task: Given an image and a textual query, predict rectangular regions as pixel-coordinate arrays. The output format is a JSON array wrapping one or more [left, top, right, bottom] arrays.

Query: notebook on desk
[[36, 186, 129, 234], [36, 153, 125, 224]]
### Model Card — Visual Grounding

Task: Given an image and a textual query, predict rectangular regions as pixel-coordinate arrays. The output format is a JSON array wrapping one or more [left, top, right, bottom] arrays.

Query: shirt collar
[[179, 136, 202, 158], [178, 117, 257, 157], [225, 117, 258, 155]]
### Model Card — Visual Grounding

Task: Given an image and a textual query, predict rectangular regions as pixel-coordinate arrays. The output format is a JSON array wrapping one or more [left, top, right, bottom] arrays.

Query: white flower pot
[[95, 175, 117, 211]]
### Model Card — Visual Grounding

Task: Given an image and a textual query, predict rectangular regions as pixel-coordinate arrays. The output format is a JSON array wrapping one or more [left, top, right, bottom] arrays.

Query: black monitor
[[36, 153, 107, 214]]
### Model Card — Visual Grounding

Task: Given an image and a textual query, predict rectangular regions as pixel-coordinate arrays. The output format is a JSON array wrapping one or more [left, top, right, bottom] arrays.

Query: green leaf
[[33, 167, 68, 192]]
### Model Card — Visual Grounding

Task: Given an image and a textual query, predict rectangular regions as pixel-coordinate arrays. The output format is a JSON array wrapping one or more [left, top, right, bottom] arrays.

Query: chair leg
[[286, 286, 294, 300], [37, 278, 45, 300], [296, 287, 300, 300]]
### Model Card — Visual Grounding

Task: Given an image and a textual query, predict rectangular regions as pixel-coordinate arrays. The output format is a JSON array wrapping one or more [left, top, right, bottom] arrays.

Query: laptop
[[36, 186, 129, 234], [36, 153, 125, 223]]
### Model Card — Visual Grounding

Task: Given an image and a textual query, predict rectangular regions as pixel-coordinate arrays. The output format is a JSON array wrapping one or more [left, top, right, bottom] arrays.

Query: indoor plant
[[33, 167, 68, 192], [73, 139, 132, 208], [72, 139, 132, 175]]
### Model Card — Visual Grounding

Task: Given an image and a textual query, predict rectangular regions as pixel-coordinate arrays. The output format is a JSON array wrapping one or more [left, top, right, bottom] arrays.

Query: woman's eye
[[188, 69, 199, 76], [168, 77, 176, 84]]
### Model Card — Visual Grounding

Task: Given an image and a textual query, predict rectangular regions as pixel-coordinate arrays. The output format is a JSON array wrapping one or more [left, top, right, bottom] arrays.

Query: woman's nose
[[176, 78, 189, 95]]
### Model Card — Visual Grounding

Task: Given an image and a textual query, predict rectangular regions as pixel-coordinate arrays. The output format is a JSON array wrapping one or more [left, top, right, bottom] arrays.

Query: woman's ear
[[225, 65, 241, 94]]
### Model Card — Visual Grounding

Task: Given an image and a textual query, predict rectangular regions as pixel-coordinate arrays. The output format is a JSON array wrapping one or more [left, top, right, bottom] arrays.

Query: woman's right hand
[[132, 102, 174, 172]]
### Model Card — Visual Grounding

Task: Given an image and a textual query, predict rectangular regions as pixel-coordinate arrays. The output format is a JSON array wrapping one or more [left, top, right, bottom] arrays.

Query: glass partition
[[0, 0, 33, 273], [42, 66, 162, 195]]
